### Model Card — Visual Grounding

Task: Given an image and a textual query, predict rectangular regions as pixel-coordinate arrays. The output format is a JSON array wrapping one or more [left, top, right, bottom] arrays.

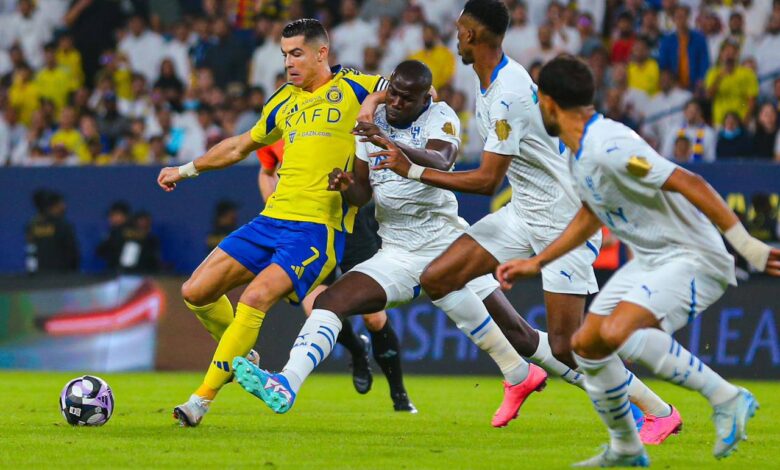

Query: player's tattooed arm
[[662, 167, 780, 274], [157, 131, 262, 191], [496, 204, 603, 289], [328, 159, 373, 207], [353, 122, 457, 171]]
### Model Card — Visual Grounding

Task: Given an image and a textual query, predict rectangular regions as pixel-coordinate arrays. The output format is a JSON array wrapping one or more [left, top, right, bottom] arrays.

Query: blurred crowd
[[2, 0, 780, 168]]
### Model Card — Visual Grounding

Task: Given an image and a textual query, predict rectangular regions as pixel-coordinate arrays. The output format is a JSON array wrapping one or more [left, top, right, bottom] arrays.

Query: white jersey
[[475, 55, 581, 231], [356, 102, 465, 251], [571, 115, 736, 285]]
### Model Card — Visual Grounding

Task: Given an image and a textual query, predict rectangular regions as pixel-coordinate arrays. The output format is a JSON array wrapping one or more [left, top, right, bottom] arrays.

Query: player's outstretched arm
[[157, 131, 263, 192], [328, 159, 372, 207], [371, 145, 510, 195], [662, 167, 780, 275], [496, 204, 603, 289], [353, 122, 457, 171]]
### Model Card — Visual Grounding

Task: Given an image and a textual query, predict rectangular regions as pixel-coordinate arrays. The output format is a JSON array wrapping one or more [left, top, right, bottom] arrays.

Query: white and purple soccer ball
[[59, 375, 114, 426]]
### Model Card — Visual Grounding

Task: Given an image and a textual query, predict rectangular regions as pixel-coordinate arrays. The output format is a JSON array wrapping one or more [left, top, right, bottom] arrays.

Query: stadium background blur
[[0, 0, 778, 379]]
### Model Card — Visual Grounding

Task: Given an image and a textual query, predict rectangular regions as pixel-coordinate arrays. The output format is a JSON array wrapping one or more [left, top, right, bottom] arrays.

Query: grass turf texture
[[2, 372, 777, 468]]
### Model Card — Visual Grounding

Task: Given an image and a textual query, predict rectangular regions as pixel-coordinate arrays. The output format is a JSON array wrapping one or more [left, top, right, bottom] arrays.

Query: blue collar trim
[[575, 113, 601, 160], [480, 54, 508, 95]]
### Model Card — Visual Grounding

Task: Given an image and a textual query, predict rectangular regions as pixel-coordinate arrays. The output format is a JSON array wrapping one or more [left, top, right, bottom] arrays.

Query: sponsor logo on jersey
[[326, 86, 343, 104], [442, 122, 456, 136], [626, 155, 651, 178], [495, 119, 512, 141]]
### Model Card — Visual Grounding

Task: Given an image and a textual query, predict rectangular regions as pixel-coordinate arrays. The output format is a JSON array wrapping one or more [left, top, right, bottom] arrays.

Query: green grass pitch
[[2, 372, 777, 468]]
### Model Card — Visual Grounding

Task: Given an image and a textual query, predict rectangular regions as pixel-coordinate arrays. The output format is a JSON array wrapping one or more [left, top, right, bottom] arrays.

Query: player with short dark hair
[[157, 18, 388, 427], [370, 0, 679, 436], [234, 60, 553, 418], [497, 54, 780, 466]]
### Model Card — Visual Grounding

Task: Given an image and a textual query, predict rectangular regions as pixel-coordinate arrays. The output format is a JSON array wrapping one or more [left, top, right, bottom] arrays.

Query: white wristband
[[723, 223, 771, 271], [407, 163, 425, 181], [178, 161, 199, 178]]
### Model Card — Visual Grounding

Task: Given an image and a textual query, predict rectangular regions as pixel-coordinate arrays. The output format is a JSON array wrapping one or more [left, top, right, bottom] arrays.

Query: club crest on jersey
[[326, 86, 343, 104], [495, 119, 511, 141], [626, 155, 651, 178], [442, 122, 456, 136]]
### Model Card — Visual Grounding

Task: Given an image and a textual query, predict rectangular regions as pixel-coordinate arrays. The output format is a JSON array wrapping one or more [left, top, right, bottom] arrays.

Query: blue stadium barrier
[[1, 162, 779, 274]]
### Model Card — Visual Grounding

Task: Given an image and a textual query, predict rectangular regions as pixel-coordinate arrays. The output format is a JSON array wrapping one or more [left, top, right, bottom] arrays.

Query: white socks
[[618, 328, 739, 406], [530, 331, 584, 389], [625, 370, 672, 417], [281, 309, 343, 393], [433, 289, 530, 385], [574, 353, 643, 455]]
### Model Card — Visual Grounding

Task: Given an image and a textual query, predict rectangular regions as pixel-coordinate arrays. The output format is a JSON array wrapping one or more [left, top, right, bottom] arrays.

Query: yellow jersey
[[250, 66, 386, 232]]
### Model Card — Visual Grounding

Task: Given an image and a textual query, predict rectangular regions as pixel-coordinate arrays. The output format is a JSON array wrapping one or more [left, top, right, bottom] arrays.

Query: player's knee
[[362, 312, 387, 332], [239, 282, 279, 312], [420, 265, 454, 300], [571, 329, 596, 357], [181, 278, 214, 307], [599, 318, 631, 351], [311, 289, 342, 316]]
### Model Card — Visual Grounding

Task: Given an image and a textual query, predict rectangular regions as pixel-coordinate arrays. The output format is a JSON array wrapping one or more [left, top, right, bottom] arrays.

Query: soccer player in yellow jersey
[[156, 19, 387, 427]]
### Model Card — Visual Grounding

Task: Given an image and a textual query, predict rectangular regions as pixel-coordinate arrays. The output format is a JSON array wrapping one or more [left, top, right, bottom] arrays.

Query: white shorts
[[467, 205, 600, 295], [589, 258, 728, 333], [351, 246, 499, 308]]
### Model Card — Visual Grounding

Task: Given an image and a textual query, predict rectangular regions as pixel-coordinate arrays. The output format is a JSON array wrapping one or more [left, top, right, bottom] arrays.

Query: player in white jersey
[[372, 0, 678, 437], [497, 55, 780, 467], [232, 61, 578, 419]]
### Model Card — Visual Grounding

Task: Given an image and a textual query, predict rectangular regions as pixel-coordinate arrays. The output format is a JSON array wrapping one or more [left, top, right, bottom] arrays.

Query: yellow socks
[[185, 295, 235, 341], [199, 302, 266, 395]]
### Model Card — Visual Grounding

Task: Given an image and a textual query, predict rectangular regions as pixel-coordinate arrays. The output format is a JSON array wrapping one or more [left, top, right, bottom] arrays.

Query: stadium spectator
[[705, 39, 759, 126], [610, 12, 636, 63], [35, 43, 75, 114], [7, 0, 52, 70], [235, 86, 265, 135], [752, 10, 780, 98], [362, 46, 383, 76], [1, 107, 26, 166], [54, 32, 84, 88], [503, 3, 538, 64], [330, 0, 376, 69], [118, 14, 165, 84], [163, 22, 192, 85], [658, 5, 710, 93], [206, 200, 240, 252], [96, 93, 130, 150], [638, 8, 661, 52], [154, 58, 186, 107], [603, 88, 639, 131], [724, 11, 748, 52], [418, 0, 460, 36], [118, 210, 161, 274], [607, 63, 648, 126], [189, 16, 214, 69], [641, 70, 693, 149], [64, 0, 125, 87], [716, 111, 754, 159], [627, 36, 659, 96], [97, 200, 132, 271], [50, 106, 89, 164], [25, 189, 79, 274], [754, 103, 780, 160], [577, 13, 603, 58], [8, 64, 39, 126], [118, 73, 153, 119], [202, 17, 249, 88], [408, 24, 455, 91], [672, 135, 693, 162], [391, 4, 425, 61], [663, 100, 717, 162], [747, 193, 780, 242], [520, 23, 562, 69], [249, 20, 285, 96], [700, 9, 726, 65], [657, 0, 684, 34], [547, 2, 581, 55]]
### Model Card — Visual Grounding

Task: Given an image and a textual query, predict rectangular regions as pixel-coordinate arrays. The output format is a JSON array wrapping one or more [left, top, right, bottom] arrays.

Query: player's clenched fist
[[495, 258, 542, 290], [157, 167, 183, 192], [328, 168, 353, 191]]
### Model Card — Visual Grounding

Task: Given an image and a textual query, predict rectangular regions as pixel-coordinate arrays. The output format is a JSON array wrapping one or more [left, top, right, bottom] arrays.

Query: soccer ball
[[59, 375, 114, 426]]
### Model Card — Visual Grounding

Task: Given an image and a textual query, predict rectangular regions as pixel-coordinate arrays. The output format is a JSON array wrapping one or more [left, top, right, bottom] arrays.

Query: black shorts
[[324, 202, 380, 284]]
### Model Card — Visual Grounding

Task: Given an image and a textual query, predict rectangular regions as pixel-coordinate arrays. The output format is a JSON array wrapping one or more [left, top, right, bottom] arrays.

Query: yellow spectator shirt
[[408, 45, 455, 91], [50, 129, 89, 164], [250, 66, 386, 232], [627, 59, 659, 96], [35, 66, 75, 112], [705, 66, 759, 125]]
